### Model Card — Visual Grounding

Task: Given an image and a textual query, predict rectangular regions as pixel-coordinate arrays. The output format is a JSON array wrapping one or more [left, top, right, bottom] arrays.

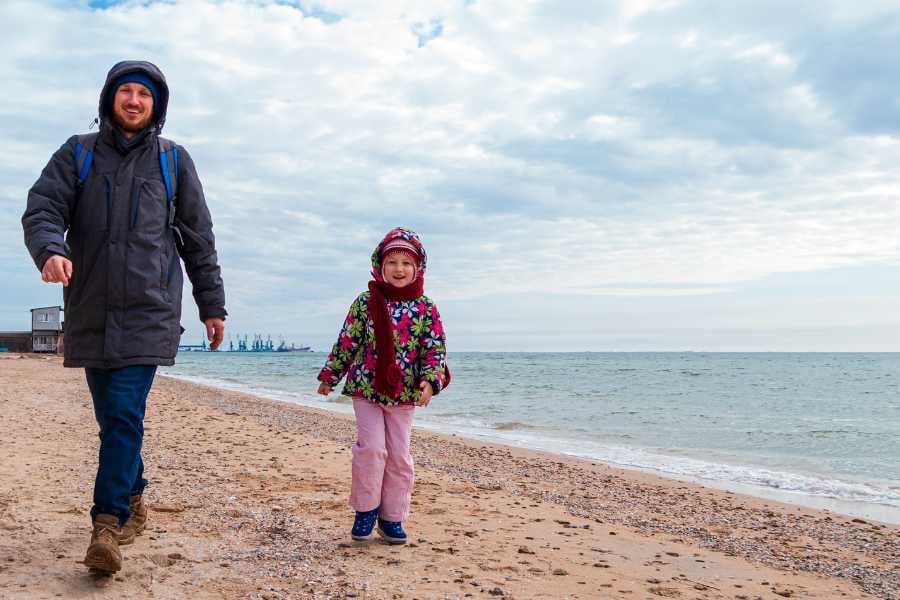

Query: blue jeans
[[85, 365, 156, 526]]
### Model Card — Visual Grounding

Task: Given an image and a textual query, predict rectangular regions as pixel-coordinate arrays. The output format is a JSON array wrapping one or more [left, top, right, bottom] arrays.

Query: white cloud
[[736, 42, 795, 70], [2, 0, 900, 350]]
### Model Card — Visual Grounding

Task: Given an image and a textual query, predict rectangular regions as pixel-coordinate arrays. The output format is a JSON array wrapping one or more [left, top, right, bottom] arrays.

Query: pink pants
[[350, 398, 415, 522]]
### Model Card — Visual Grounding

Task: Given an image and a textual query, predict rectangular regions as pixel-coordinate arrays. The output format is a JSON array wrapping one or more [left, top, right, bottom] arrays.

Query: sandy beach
[[0, 354, 896, 599]]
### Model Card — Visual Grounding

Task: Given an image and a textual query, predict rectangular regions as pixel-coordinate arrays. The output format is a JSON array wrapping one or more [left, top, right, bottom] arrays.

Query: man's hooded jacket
[[22, 60, 226, 368]]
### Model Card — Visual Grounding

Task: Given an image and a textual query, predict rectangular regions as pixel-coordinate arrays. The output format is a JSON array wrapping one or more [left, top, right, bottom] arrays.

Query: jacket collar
[[100, 121, 156, 155]]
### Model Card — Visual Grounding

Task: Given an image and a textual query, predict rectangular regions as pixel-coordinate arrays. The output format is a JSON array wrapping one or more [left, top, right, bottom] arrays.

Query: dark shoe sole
[[377, 528, 407, 545], [84, 548, 122, 573], [351, 532, 375, 541]]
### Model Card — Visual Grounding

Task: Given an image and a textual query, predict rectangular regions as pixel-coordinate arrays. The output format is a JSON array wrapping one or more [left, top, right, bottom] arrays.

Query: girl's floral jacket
[[317, 229, 449, 406]]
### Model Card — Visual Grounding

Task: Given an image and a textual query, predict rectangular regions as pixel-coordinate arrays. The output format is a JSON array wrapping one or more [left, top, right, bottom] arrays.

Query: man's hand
[[204, 318, 225, 351], [317, 383, 333, 396], [416, 380, 433, 407], [41, 255, 73, 287]]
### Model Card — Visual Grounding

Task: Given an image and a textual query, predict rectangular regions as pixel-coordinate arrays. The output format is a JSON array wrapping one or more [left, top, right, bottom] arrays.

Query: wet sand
[[0, 353, 896, 599]]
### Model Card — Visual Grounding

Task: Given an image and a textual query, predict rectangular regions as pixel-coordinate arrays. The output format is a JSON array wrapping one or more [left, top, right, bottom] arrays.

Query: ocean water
[[160, 352, 900, 523]]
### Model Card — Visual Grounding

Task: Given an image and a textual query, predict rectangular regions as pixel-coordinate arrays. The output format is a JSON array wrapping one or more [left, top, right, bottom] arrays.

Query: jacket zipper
[[104, 177, 112, 230], [130, 181, 142, 230]]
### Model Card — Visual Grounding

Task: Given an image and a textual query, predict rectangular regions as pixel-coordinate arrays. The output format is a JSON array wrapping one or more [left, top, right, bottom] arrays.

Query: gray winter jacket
[[22, 61, 226, 369]]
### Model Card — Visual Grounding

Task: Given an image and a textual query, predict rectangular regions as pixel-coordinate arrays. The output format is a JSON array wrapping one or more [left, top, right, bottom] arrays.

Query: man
[[22, 61, 226, 573]]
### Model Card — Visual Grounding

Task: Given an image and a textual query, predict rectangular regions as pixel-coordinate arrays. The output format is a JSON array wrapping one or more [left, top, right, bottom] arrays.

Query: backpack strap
[[157, 137, 179, 228], [73, 133, 99, 188]]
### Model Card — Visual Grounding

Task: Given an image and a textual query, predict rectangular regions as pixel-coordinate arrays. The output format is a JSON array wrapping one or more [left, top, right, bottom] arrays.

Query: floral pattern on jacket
[[317, 291, 449, 406]]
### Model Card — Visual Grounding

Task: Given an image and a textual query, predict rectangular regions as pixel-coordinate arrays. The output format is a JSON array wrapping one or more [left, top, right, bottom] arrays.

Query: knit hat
[[380, 238, 421, 279], [108, 73, 159, 116], [381, 238, 420, 262], [371, 227, 428, 283]]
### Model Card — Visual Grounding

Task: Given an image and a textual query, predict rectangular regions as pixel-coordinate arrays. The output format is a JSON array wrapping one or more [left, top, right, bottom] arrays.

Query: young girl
[[317, 227, 450, 544]]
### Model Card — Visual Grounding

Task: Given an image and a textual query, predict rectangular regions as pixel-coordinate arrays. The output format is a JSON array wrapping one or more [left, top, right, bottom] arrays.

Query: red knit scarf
[[368, 277, 425, 397]]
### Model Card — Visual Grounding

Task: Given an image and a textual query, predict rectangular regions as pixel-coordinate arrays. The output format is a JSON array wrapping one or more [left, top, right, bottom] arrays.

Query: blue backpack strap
[[157, 137, 179, 227], [73, 133, 99, 188]]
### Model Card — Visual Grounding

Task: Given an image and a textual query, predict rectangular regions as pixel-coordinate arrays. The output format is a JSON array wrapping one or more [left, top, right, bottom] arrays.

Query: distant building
[[0, 331, 31, 353], [31, 306, 64, 353], [0, 307, 65, 353]]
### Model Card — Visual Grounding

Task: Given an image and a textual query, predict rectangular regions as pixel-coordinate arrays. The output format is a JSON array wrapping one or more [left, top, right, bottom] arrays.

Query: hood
[[98, 60, 170, 132], [371, 228, 427, 283]]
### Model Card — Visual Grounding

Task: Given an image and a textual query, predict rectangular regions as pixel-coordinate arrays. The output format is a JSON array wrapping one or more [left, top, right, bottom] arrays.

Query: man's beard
[[118, 120, 152, 134], [113, 111, 153, 135]]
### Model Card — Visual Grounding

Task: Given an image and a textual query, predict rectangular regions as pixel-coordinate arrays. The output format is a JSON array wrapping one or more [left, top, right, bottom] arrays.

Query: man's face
[[112, 82, 154, 134]]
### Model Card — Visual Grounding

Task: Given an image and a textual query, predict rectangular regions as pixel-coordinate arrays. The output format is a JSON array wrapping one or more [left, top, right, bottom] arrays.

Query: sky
[[2, 0, 899, 352]]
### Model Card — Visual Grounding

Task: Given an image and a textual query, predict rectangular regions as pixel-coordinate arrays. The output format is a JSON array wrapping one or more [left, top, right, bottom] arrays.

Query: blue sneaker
[[351, 507, 379, 540], [377, 518, 407, 545]]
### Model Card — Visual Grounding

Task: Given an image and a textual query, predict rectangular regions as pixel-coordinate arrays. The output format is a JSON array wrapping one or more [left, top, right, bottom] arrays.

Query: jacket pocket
[[160, 239, 169, 299], [131, 177, 167, 235], [173, 217, 213, 253], [130, 180, 144, 230], [160, 233, 181, 299], [70, 173, 111, 233], [124, 231, 165, 306]]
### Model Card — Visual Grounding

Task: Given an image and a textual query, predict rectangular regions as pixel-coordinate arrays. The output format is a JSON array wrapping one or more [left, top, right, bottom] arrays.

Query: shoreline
[[160, 370, 900, 526], [1, 354, 897, 599], [165, 368, 899, 597]]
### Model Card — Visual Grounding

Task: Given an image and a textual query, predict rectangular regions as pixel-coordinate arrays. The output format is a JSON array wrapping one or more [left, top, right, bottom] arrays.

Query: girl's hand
[[317, 383, 332, 396], [416, 380, 433, 407]]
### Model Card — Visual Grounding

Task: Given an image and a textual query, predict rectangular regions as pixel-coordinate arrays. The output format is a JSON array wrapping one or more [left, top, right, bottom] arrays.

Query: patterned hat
[[371, 228, 427, 283], [380, 238, 420, 264]]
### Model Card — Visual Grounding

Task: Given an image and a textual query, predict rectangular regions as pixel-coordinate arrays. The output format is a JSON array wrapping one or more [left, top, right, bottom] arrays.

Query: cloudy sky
[[2, 0, 899, 351]]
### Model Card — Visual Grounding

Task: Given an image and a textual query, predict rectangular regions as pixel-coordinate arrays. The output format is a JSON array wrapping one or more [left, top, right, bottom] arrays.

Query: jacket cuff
[[199, 307, 227, 321], [36, 248, 69, 271], [317, 369, 340, 387]]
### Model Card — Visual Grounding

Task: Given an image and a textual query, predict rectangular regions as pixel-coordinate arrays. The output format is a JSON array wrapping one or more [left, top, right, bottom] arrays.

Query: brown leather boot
[[118, 495, 148, 545], [84, 514, 123, 573]]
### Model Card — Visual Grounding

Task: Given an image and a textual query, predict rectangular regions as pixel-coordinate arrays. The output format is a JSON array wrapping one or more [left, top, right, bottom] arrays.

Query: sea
[[161, 351, 900, 524]]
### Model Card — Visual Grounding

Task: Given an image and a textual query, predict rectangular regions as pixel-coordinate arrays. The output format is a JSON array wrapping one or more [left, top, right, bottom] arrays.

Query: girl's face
[[382, 251, 417, 286]]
